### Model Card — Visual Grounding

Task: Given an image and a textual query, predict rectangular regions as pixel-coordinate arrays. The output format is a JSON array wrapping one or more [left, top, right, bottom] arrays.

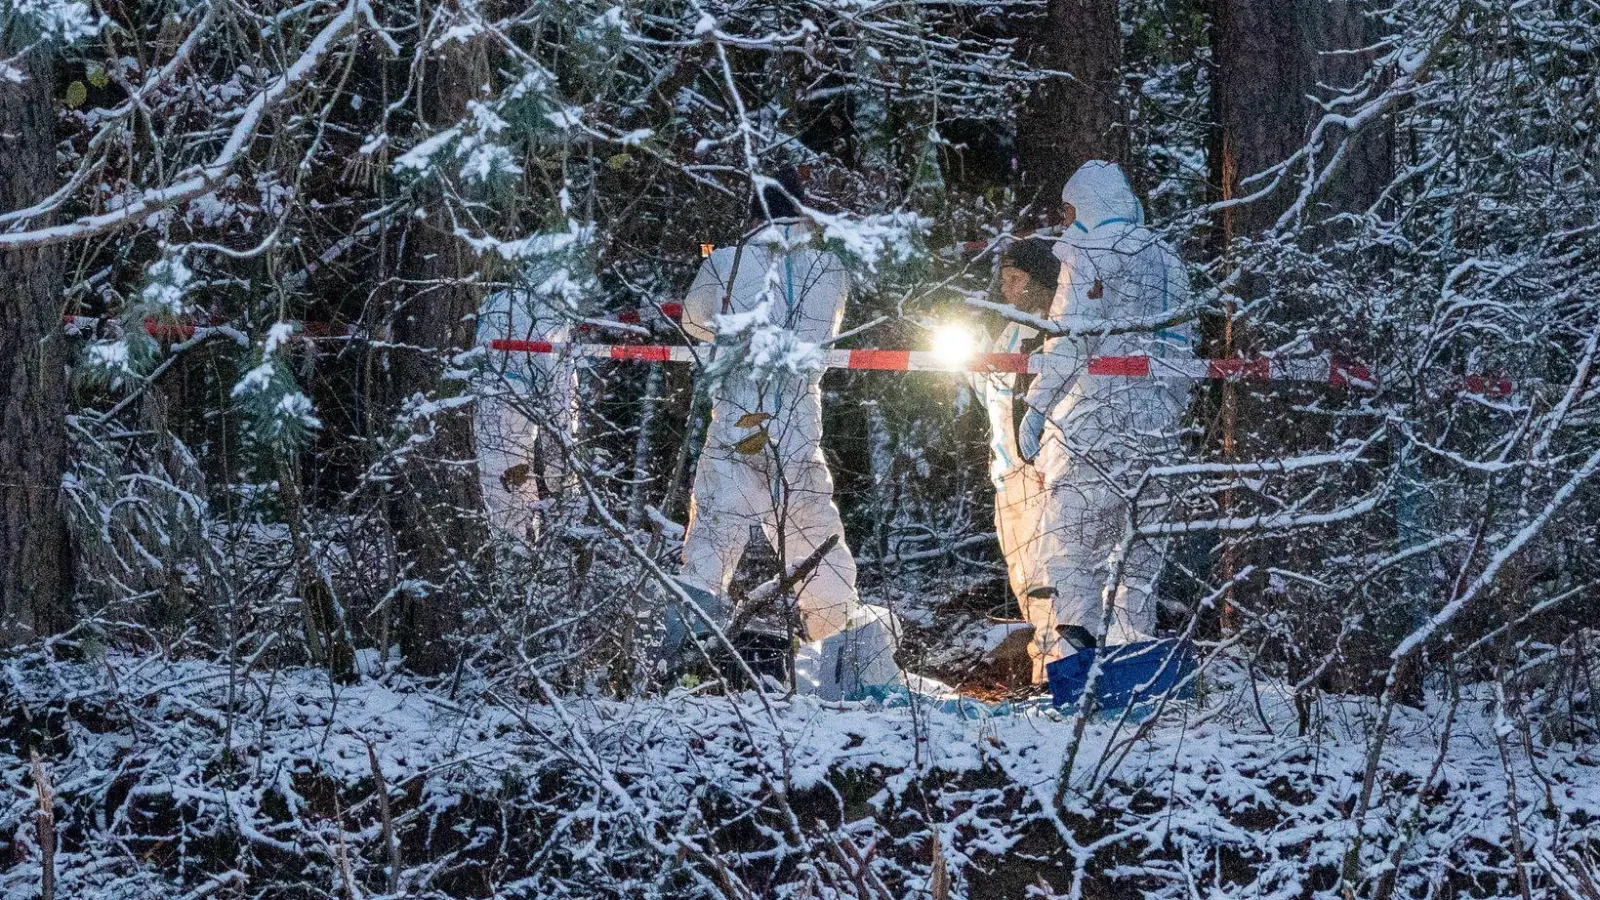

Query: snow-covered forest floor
[[6, 650, 1598, 898]]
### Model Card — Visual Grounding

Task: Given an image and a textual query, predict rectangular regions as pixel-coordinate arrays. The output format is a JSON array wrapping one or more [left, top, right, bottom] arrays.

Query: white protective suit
[[475, 290, 579, 535], [678, 220, 896, 692], [1024, 161, 1193, 664], [975, 322, 1054, 681]]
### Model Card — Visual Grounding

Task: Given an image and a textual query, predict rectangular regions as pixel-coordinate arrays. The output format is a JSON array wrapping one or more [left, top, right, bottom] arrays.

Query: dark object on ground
[[672, 629, 793, 690], [953, 620, 1035, 700], [724, 629, 793, 687], [1046, 638, 1197, 714]]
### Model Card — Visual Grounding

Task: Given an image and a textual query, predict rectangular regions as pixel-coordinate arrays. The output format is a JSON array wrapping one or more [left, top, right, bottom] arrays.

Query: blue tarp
[[1046, 638, 1198, 714]]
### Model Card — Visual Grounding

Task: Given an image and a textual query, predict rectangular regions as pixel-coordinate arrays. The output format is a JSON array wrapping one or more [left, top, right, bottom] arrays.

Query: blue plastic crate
[[1046, 638, 1198, 714]]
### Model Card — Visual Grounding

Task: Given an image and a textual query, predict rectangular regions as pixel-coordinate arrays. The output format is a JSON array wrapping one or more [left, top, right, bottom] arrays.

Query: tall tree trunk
[[1214, 0, 1392, 258], [1213, 0, 1311, 244], [1015, 0, 1127, 217], [388, 41, 489, 675], [0, 50, 73, 644], [1310, 1, 1395, 235], [1210, 0, 1397, 691]]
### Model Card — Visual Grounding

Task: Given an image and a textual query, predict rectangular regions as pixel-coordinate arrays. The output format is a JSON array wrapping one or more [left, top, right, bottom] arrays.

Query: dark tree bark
[[1213, 0, 1392, 249], [1213, 0, 1311, 241], [387, 42, 489, 675], [1015, 0, 1127, 218], [1208, 0, 1395, 348], [1209, 0, 1400, 695], [0, 50, 73, 645], [1311, 2, 1395, 231]]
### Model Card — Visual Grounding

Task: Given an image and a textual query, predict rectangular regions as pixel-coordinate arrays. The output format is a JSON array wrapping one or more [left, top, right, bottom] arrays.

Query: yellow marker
[[700, 243, 714, 258]]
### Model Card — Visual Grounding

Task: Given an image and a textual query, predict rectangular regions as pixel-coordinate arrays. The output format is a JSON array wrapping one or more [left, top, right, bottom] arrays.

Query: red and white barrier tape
[[62, 316, 1515, 395], [485, 339, 1416, 389]]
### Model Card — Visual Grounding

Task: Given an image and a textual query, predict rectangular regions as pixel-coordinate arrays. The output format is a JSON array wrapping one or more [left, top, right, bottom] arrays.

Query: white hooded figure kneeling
[[1017, 161, 1195, 671], [671, 171, 901, 700]]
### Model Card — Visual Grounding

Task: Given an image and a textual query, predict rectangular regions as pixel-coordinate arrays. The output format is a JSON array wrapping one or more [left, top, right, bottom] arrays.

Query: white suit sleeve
[[681, 254, 729, 343], [1024, 248, 1097, 415], [809, 252, 850, 341], [1156, 249, 1196, 355]]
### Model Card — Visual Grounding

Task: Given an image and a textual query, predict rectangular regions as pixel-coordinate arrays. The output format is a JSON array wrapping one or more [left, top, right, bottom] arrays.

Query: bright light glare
[[930, 323, 978, 369]]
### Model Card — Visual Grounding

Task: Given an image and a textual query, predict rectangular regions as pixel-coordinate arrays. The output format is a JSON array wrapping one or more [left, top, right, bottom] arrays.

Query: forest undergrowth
[[5, 644, 1598, 899]]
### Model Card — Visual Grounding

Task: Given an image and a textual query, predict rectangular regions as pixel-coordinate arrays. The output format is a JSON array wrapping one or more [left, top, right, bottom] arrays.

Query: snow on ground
[[3, 652, 1597, 898]]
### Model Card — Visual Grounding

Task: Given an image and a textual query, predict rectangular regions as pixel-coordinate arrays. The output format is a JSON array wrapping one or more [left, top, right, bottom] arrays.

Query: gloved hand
[[1018, 407, 1047, 463]]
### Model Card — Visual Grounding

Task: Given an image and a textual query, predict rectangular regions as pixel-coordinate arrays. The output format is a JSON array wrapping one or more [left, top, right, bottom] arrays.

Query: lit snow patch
[[231, 363, 275, 397], [711, 300, 825, 381], [274, 392, 322, 432], [544, 106, 585, 130], [458, 141, 522, 184], [467, 100, 509, 134], [504, 68, 555, 101], [432, 20, 484, 48], [811, 209, 929, 271], [86, 339, 138, 387], [455, 220, 594, 261], [592, 6, 629, 31]]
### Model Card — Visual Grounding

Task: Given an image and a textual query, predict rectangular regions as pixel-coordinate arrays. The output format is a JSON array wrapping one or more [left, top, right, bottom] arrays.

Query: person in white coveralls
[[1016, 160, 1194, 670], [672, 171, 899, 698], [475, 286, 579, 536], [974, 238, 1059, 682]]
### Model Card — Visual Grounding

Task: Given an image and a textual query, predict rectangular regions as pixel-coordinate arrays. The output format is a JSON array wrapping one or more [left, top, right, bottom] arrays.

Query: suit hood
[[1061, 161, 1144, 233]]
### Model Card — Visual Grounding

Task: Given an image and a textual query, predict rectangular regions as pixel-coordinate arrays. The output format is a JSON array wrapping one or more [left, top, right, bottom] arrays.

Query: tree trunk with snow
[[1015, 0, 1127, 217], [1213, 0, 1393, 253], [1210, 0, 1399, 693], [1213, 0, 1312, 242], [387, 40, 489, 675], [0, 49, 73, 644]]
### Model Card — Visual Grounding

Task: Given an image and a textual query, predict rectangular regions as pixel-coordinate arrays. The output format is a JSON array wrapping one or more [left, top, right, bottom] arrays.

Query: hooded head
[[1061, 161, 1144, 233]]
